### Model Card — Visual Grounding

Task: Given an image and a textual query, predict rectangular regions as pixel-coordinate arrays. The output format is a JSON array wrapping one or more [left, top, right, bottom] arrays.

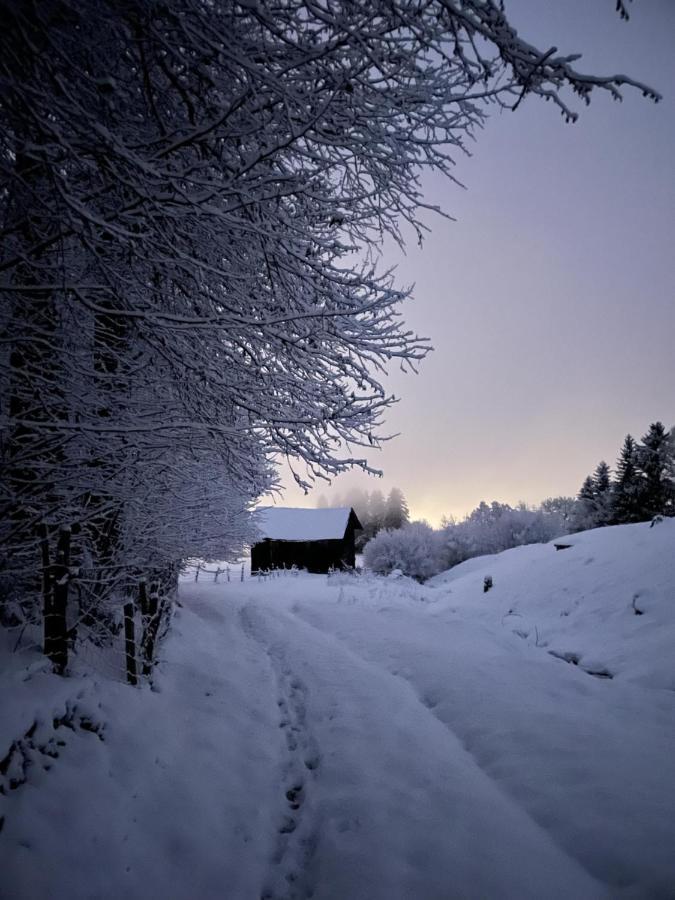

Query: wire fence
[[182, 559, 303, 583], [186, 561, 247, 583], [5, 568, 176, 687], [183, 560, 363, 583], [4, 558, 362, 683], [7, 609, 145, 685]]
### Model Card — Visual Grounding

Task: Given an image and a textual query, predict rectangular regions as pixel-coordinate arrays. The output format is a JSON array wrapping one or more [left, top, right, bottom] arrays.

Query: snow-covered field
[[2, 520, 675, 899]]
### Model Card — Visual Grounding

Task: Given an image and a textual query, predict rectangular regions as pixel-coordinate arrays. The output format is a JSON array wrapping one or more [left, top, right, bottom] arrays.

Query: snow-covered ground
[[2, 520, 675, 899]]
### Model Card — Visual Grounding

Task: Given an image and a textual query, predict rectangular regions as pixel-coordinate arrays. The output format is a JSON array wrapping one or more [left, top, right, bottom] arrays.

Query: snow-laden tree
[[611, 435, 642, 524], [358, 487, 388, 549], [592, 461, 613, 527], [364, 521, 443, 581], [636, 422, 674, 520], [384, 488, 410, 531], [364, 500, 567, 580], [368, 490, 387, 528], [0, 0, 659, 667], [573, 474, 600, 532], [572, 425, 674, 533], [572, 463, 614, 532], [442, 500, 565, 560], [540, 496, 577, 526]]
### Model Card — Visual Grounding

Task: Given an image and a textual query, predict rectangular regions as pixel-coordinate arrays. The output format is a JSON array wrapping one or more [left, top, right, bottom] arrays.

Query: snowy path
[[288, 600, 675, 896], [238, 600, 602, 899], [3, 537, 675, 899]]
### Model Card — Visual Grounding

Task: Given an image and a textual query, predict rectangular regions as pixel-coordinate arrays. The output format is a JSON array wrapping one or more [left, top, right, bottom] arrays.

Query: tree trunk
[[44, 527, 70, 674], [123, 601, 138, 686]]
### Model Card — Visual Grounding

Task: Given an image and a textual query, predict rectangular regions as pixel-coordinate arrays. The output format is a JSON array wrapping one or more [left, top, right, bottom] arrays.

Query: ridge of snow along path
[[2, 520, 675, 898]]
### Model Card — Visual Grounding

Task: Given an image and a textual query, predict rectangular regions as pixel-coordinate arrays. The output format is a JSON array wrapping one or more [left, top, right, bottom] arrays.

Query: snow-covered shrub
[[364, 504, 568, 581], [363, 522, 444, 582], [438, 501, 566, 568]]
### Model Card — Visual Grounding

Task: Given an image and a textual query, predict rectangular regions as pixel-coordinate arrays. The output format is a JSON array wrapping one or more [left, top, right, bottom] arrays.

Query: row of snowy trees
[[575, 423, 675, 530], [317, 487, 409, 548], [1, 0, 656, 670], [364, 422, 675, 581], [364, 500, 567, 581]]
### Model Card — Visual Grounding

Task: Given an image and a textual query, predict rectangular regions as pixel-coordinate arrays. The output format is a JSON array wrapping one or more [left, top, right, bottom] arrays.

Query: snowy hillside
[[1, 520, 675, 899], [428, 517, 675, 690]]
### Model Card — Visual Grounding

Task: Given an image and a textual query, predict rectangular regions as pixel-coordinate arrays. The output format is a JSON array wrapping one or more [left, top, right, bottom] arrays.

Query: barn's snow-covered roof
[[254, 507, 355, 542]]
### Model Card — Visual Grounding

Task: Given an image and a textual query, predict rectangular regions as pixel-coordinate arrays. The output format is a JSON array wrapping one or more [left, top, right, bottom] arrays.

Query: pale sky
[[277, 0, 675, 526]]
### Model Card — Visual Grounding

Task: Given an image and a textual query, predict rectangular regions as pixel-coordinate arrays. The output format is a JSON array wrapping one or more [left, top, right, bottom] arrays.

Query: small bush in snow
[[363, 522, 443, 582]]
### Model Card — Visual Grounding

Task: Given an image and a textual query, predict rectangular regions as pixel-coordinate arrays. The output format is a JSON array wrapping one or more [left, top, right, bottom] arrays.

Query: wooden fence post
[[139, 579, 149, 676], [139, 579, 148, 617], [140, 579, 160, 678], [123, 602, 137, 686]]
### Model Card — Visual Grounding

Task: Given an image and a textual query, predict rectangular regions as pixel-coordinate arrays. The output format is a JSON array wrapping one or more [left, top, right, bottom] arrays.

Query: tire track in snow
[[239, 605, 320, 900], [239, 599, 603, 899], [281, 603, 613, 894]]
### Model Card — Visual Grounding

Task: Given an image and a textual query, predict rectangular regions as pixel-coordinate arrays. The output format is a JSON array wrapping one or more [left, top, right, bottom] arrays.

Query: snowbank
[[428, 517, 675, 690]]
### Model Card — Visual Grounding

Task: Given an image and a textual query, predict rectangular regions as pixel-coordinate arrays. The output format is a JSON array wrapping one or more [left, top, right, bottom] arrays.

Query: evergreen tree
[[592, 460, 613, 526], [573, 474, 598, 532], [573, 462, 612, 530], [368, 490, 387, 531], [578, 475, 596, 507], [343, 488, 370, 526], [593, 461, 611, 495], [611, 435, 642, 524], [384, 488, 410, 530], [636, 422, 674, 519]]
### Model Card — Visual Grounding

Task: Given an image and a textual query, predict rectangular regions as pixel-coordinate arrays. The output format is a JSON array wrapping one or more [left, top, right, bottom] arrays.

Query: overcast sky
[[276, 0, 675, 525]]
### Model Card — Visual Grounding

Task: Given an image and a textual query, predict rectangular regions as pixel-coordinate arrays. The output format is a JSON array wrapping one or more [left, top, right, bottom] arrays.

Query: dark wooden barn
[[251, 507, 362, 574]]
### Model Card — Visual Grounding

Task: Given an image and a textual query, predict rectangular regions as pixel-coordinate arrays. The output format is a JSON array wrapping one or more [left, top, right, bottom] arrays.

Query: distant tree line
[[316, 487, 409, 550], [364, 421, 674, 581], [364, 500, 567, 581]]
